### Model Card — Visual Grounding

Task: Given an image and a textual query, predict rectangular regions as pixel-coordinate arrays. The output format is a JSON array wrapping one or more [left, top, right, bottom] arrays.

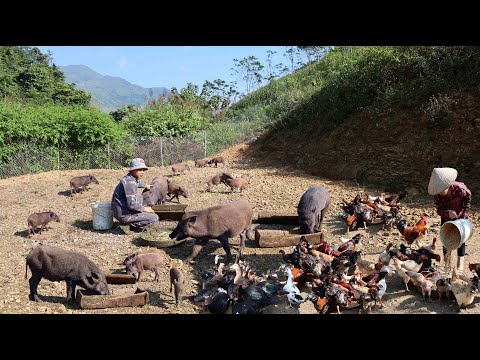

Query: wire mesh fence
[[0, 117, 266, 180], [0, 133, 208, 179]]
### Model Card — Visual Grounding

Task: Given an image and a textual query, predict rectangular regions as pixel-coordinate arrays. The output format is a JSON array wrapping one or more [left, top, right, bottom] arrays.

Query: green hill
[[226, 46, 480, 201], [60, 65, 170, 112]]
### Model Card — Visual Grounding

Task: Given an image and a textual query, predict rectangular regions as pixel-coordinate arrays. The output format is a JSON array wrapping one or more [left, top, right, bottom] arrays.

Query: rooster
[[396, 215, 428, 247]]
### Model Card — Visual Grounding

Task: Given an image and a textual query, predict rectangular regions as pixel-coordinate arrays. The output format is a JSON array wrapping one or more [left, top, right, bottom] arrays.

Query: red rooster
[[396, 215, 428, 247]]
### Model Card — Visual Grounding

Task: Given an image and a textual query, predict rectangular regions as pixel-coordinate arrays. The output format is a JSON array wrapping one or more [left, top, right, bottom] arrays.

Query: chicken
[[375, 277, 387, 308], [396, 215, 428, 247], [391, 257, 412, 291], [468, 262, 480, 278], [450, 274, 479, 310], [405, 270, 434, 302], [287, 292, 305, 307], [378, 242, 394, 265], [338, 234, 362, 252], [435, 278, 451, 302], [391, 256, 424, 273], [306, 293, 335, 314], [420, 237, 437, 253]]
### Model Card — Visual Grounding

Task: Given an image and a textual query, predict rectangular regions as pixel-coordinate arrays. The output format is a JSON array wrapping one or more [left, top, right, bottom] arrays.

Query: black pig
[[25, 245, 110, 302], [169, 199, 253, 264], [297, 185, 331, 234]]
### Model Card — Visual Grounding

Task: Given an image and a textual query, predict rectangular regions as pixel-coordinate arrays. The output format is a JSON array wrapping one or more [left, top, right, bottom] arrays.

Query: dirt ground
[[1, 142, 479, 315]]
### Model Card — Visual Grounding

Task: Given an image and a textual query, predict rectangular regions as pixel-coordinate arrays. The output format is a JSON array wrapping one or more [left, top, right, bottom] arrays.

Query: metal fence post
[[160, 137, 164, 167], [107, 142, 111, 169], [57, 142, 60, 171], [204, 130, 207, 157]]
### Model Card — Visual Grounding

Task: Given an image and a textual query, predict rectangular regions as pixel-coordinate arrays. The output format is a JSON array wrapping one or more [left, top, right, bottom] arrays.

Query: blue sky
[[37, 46, 290, 93]]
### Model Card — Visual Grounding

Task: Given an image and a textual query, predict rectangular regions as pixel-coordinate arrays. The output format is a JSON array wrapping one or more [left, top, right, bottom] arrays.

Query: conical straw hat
[[428, 167, 457, 195]]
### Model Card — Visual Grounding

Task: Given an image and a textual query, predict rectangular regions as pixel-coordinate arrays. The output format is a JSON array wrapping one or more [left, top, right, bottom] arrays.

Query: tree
[[298, 46, 331, 64], [231, 56, 265, 94], [0, 46, 90, 106]]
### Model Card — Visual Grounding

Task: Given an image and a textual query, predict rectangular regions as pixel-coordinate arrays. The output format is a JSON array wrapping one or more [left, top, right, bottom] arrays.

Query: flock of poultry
[[187, 191, 480, 314]]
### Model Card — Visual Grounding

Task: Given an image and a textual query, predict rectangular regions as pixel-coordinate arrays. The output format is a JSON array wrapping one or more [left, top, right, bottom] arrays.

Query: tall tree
[[231, 56, 265, 94]]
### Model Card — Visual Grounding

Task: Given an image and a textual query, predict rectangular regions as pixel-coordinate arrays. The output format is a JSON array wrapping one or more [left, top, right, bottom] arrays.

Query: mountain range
[[60, 65, 170, 112]]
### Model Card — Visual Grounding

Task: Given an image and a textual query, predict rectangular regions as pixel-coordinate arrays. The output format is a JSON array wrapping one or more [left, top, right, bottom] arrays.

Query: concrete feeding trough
[[151, 204, 188, 221]]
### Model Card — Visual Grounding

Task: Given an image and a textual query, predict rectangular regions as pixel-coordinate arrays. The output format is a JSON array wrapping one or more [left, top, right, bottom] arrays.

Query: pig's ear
[[188, 215, 198, 224]]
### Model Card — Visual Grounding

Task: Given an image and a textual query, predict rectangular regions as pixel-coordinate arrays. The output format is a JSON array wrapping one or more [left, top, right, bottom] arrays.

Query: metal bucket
[[439, 219, 474, 250], [91, 201, 114, 230]]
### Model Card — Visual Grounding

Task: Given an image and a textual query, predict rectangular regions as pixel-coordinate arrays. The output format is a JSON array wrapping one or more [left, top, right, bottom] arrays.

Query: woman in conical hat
[[428, 167, 471, 272]]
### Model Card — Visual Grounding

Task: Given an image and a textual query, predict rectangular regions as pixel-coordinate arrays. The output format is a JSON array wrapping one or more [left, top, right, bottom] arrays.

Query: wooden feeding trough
[[151, 204, 188, 221], [255, 228, 326, 248], [253, 211, 299, 225], [76, 288, 149, 309], [76, 274, 147, 309]]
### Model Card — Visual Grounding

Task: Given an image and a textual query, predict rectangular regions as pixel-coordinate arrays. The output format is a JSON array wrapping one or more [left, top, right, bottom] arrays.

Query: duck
[[207, 290, 232, 314]]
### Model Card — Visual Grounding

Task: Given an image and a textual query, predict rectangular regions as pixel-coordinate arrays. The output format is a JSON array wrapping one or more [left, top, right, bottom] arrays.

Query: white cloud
[[116, 56, 128, 68]]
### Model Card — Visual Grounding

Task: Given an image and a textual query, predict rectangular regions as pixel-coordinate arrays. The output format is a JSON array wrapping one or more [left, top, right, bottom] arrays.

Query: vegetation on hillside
[[230, 46, 480, 134], [0, 46, 91, 106]]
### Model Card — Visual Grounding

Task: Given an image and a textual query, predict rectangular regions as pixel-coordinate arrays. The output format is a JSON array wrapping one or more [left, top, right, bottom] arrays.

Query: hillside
[[248, 85, 480, 203], [60, 65, 170, 112]]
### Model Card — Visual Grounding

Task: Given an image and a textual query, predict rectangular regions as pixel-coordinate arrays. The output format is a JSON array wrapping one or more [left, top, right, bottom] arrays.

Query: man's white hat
[[428, 167, 457, 195]]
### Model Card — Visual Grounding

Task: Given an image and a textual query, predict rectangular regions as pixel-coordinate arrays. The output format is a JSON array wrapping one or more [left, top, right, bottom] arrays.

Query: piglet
[[171, 163, 190, 175], [27, 211, 60, 237], [225, 177, 249, 193], [167, 181, 189, 203], [70, 175, 99, 196], [124, 252, 164, 282], [169, 267, 185, 307]]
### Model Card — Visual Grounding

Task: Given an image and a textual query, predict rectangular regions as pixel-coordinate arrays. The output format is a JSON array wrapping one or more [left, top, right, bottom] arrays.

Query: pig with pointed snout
[[297, 185, 331, 234], [169, 199, 253, 264], [25, 245, 109, 302]]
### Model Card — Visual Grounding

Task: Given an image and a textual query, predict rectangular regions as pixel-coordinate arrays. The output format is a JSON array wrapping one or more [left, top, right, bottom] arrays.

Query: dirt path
[[1, 143, 479, 314]]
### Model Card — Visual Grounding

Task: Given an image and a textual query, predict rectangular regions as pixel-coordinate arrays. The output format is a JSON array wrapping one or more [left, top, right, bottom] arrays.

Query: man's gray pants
[[117, 212, 159, 228]]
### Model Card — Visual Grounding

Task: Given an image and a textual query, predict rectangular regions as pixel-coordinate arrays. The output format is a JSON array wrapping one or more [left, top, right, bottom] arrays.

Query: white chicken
[[378, 242, 394, 265], [282, 267, 300, 295], [450, 274, 479, 310], [375, 278, 387, 308], [405, 270, 434, 302]]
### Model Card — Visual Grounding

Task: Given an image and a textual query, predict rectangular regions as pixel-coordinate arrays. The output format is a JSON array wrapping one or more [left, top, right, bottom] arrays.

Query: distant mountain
[[59, 65, 170, 112]]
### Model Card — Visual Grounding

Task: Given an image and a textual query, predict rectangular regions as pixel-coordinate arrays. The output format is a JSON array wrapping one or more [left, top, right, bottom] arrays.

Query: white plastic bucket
[[439, 219, 474, 250], [91, 201, 114, 230]]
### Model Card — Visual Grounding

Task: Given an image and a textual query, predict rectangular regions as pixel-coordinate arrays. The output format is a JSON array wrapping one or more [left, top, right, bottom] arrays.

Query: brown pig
[[195, 159, 209, 167], [169, 267, 185, 307], [123, 252, 164, 282], [208, 156, 225, 167], [167, 181, 189, 203], [206, 172, 233, 192], [225, 177, 249, 193], [27, 211, 60, 237], [171, 163, 191, 175], [169, 199, 253, 264], [70, 175, 99, 196]]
